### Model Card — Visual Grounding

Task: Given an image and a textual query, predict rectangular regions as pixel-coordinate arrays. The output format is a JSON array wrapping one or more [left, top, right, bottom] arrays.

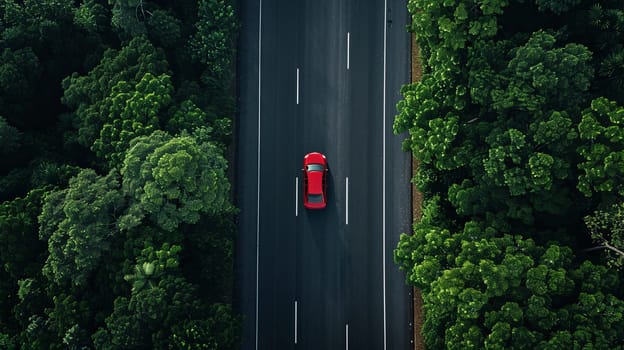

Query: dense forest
[[394, 0, 624, 348], [0, 0, 240, 348]]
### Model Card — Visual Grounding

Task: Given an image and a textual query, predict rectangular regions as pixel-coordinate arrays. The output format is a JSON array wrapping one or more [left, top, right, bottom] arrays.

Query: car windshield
[[308, 194, 324, 203], [307, 164, 324, 172]]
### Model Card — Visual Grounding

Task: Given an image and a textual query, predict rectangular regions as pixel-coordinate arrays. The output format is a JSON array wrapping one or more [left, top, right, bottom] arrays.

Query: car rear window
[[308, 194, 324, 203]]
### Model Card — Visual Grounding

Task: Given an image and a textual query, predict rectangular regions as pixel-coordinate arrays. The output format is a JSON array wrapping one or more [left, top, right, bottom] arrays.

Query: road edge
[[411, 31, 426, 350]]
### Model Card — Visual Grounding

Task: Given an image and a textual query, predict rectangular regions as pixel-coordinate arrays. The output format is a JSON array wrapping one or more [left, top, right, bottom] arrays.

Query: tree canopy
[[396, 0, 624, 348], [0, 1, 240, 348], [120, 129, 233, 232]]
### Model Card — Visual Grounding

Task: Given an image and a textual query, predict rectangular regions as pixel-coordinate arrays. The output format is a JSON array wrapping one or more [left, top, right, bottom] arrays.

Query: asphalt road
[[236, 1, 412, 349]]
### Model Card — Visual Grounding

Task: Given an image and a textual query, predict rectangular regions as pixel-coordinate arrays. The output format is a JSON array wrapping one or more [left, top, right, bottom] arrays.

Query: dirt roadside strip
[[410, 32, 425, 350]]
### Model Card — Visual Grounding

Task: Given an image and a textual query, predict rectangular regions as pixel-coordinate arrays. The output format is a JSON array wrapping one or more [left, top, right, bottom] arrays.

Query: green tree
[[46, 293, 92, 349], [109, 0, 149, 37], [169, 304, 241, 350], [39, 169, 125, 287], [399, 30, 593, 232], [146, 9, 182, 49], [61, 35, 170, 163], [0, 332, 16, 350], [585, 202, 624, 268], [0, 0, 241, 347], [534, 0, 583, 14], [13, 276, 51, 342], [0, 48, 41, 128], [120, 130, 232, 232], [0, 189, 47, 341], [1, 0, 105, 129], [72, 0, 109, 33], [165, 100, 209, 135], [397, 1, 624, 348], [489, 30, 593, 114], [93, 72, 173, 168], [19, 314, 57, 350], [471, 32, 592, 220], [573, 4, 624, 103], [577, 97, 624, 198], [93, 243, 208, 349], [189, 0, 237, 83], [0, 189, 47, 280], [395, 222, 624, 349], [123, 243, 182, 293]]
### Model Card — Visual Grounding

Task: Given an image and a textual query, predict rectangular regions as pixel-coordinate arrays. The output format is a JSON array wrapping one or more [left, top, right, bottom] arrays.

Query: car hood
[[305, 153, 326, 164]]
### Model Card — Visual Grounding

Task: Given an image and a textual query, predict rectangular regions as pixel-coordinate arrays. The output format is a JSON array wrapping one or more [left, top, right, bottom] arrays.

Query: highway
[[236, 1, 412, 349]]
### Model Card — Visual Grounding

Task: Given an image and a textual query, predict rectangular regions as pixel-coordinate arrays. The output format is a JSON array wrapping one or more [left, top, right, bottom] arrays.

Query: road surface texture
[[236, 1, 412, 349]]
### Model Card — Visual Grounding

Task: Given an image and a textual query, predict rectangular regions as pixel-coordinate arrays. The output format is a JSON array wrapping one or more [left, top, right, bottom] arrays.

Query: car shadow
[[302, 170, 350, 330]]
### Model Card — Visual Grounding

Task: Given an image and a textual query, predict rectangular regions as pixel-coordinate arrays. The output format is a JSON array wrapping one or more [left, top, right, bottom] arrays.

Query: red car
[[302, 152, 328, 209]]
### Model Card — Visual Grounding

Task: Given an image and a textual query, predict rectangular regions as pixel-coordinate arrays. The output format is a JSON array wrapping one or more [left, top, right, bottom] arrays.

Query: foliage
[[120, 130, 232, 232], [535, 0, 583, 14], [39, 169, 124, 287], [581, 4, 624, 103], [585, 202, 624, 268], [397, 0, 624, 348], [0, 160, 81, 203], [0, 48, 41, 128], [0, 189, 47, 339], [109, 0, 149, 37], [189, 0, 238, 83], [0, 0, 239, 348], [169, 304, 242, 350], [0, 332, 16, 350], [395, 222, 624, 349], [94, 243, 240, 349], [93, 72, 173, 168], [397, 28, 592, 232], [165, 100, 210, 135], [72, 0, 108, 33], [577, 97, 624, 198], [1, 0, 107, 131], [61, 35, 170, 160], [146, 9, 182, 49], [491, 31, 593, 113], [0, 189, 47, 280]]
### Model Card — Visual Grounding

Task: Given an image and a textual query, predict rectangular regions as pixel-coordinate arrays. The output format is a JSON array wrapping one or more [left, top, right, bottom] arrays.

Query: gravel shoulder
[[410, 32, 426, 350]]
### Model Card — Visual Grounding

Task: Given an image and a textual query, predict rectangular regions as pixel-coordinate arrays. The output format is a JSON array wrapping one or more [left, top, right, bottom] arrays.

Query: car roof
[[308, 171, 324, 194]]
